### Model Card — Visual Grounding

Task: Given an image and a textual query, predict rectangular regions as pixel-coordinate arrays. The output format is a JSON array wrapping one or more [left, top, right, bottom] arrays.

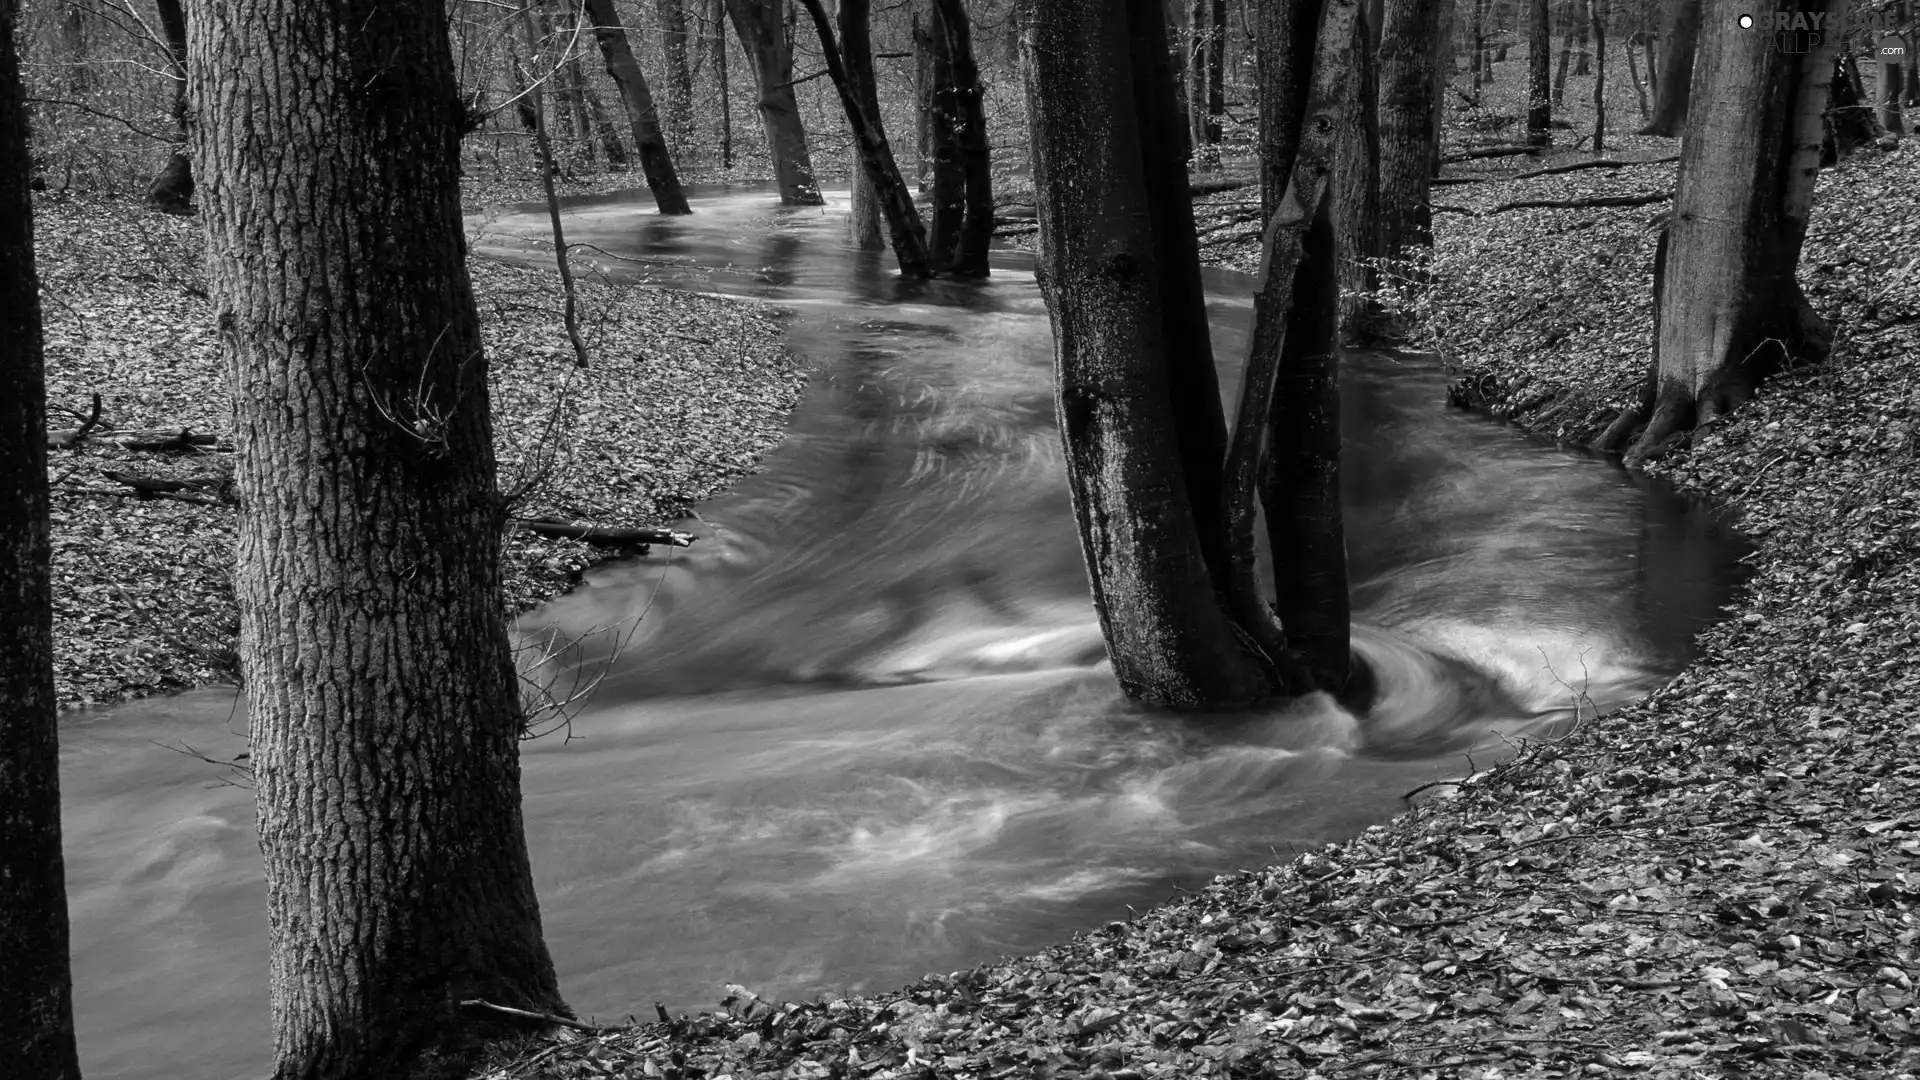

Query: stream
[[60, 185, 1748, 1079]]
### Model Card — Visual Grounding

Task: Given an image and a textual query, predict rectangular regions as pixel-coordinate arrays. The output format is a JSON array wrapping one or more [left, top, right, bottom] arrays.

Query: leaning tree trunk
[[656, 0, 696, 146], [725, 0, 822, 204], [147, 0, 192, 212], [1527, 0, 1552, 144], [1378, 0, 1446, 257], [934, 0, 994, 277], [1626, 0, 1845, 464], [1641, 0, 1698, 134], [1, 1, 82, 1072], [191, 1, 570, 1076], [1017, 0, 1288, 708], [796, 0, 931, 275], [584, 0, 692, 214]]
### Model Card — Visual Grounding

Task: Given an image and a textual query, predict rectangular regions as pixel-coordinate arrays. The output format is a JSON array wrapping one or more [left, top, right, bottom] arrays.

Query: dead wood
[[46, 392, 103, 449], [512, 516, 695, 548], [1510, 153, 1679, 179]]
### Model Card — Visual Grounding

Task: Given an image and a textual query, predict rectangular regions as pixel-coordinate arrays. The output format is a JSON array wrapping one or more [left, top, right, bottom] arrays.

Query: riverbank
[[473, 147, 1920, 1076], [35, 186, 804, 710]]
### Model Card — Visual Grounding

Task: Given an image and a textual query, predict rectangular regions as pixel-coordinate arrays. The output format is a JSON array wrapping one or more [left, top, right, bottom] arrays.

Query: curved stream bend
[[59, 184, 1747, 1080]]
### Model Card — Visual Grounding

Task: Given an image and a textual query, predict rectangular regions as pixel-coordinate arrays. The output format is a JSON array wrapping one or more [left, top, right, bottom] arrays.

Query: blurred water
[[60, 184, 1748, 1078]]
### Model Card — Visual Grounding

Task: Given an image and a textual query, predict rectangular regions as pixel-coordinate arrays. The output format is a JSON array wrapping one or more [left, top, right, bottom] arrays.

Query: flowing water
[[60, 185, 1748, 1079]]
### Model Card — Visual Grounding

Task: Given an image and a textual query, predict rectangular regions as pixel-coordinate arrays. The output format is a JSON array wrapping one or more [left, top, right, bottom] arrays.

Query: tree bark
[[191, 1, 570, 1075], [147, 0, 193, 212], [713, 0, 734, 168], [724, 0, 822, 204], [1641, 0, 1697, 134], [1, 0, 82, 1072], [1527, 0, 1552, 144], [1377, 0, 1446, 256], [657, 0, 696, 146], [1206, 0, 1228, 144], [925, 0, 965, 269], [584, 0, 692, 214], [1257, 0, 1322, 219], [1627, 0, 1845, 464], [933, 0, 994, 277], [1017, 0, 1285, 708], [913, 1, 934, 188], [1591, 0, 1607, 151], [1334, 2, 1380, 341], [796, 0, 931, 275]]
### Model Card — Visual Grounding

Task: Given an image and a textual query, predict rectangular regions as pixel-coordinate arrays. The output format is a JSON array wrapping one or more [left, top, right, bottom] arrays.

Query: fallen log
[[113, 428, 220, 453], [1440, 145, 1541, 163], [46, 392, 103, 449], [1510, 153, 1680, 180], [1488, 191, 1671, 213], [512, 517, 695, 548], [1188, 177, 1249, 196]]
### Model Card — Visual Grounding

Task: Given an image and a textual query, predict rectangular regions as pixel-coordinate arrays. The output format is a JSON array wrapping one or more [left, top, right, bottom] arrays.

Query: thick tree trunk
[[1378, 0, 1445, 256], [796, 0, 931, 275], [585, 0, 692, 214], [1, 2, 82, 1072], [849, 160, 883, 248], [1017, 0, 1284, 708], [147, 0, 192, 212], [1257, 0, 1321, 219], [1641, 0, 1697, 134], [925, 0, 965, 269], [1527, 0, 1552, 144], [725, 0, 822, 204], [934, 0, 994, 277], [1334, 3, 1380, 341], [657, 0, 696, 146], [1626, 0, 1844, 464], [191, 1, 570, 1076]]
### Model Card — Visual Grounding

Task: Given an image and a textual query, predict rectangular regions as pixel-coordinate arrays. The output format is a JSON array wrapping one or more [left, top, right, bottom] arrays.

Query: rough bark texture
[[1, 1, 83, 1072], [190, 1, 570, 1076], [147, 0, 193, 212], [925, 0, 964, 269], [1641, 0, 1697, 135], [585, 0, 692, 214], [1017, 0, 1280, 708], [656, 0, 696, 146], [1257, 0, 1322, 219], [1627, 0, 1844, 464], [713, 0, 733, 168], [1527, 0, 1552, 144], [724, 0, 822, 204], [1378, 0, 1445, 256], [797, 0, 930, 275]]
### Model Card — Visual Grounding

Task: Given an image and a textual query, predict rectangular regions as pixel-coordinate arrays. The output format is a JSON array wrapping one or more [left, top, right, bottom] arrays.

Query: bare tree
[[191, 0, 571, 1074], [724, 0, 821, 204], [584, 0, 693, 214], [1641, 0, 1698, 134], [146, 0, 192, 212], [1377, 0, 1447, 256], [1, 1, 82, 1073], [1527, 0, 1551, 144]]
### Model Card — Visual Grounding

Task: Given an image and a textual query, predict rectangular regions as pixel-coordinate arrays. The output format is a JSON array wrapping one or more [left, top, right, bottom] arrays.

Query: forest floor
[[472, 148, 1920, 1080], [34, 178, 805, 710]]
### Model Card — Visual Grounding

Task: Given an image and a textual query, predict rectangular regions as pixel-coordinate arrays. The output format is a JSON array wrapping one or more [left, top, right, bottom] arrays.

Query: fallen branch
[[47, 392, 104, 449], [512, 517, 695, 548], [1487, 191, 1671, 213], [1510, 153, 1679, 179], [1440, 145, 1541, 163], [113, 428, 219, 453], [459, 999, 605, 1034], [61, 482, 226, 508], [1189, 177, 1249, 197]]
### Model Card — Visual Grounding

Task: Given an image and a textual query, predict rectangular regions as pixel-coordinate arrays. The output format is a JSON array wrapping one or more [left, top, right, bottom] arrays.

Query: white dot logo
[[1739, 13, 1754, 27]]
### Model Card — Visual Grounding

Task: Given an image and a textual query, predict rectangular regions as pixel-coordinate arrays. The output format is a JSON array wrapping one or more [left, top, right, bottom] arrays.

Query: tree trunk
[[1591, 0, 1607, 151], [1189, 0, 1210, 157], [1206, 0, 1228, 143], [913, 2, 934, 187], [725, 0, 822, 204], [1257, 0, 1321, 219], [1377, 0, 1446, 256], [657, 0, 696, 146], [584, 83, 631, 164], [1334, 2, 1380, 341], [1625, 31, 1652, 116], [1822, 45, 1882, 162], [1017, 0, 1286, 708], [1527, 0, 1552, 144], [1626, 0, 1844, 464], [1, 2, 82, 1072], [147, 0, 193, 213], [925, 0, 965, 270], [796, 0, 931, 275], [849, 158, 883, 248], [1554, 30, 1574, 103], [190, 1, 571, 1075], [934, 0, 994, 277], [1641, 0, 1697, 134], [714, 0, 734, 168], [585, 0, 692, 214], [1471, 0, 1489, 94]]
